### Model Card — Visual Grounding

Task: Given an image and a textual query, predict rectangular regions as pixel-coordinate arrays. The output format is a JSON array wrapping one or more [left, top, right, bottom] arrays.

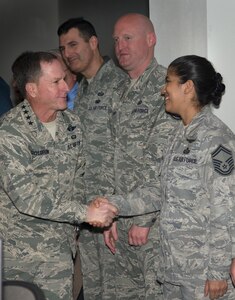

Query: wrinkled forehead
[[113, 22, 145, 39], [40, 59, 64, 77]]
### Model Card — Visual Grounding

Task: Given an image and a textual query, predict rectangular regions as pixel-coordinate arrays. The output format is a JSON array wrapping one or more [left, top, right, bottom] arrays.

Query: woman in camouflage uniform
[[160, 55, 235, 299]]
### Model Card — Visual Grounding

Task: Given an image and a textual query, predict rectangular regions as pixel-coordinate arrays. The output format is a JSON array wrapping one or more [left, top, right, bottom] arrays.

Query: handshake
[[85, 197, 118, 227]]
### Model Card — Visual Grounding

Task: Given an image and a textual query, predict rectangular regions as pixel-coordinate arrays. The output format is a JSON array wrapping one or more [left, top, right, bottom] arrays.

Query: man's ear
[[147, 32, 156, 47], [89, 36, 98, 51], [26, 82, 37, 98]]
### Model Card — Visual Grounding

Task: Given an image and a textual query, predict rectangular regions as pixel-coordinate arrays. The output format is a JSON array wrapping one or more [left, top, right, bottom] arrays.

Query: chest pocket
[[167, 142, 202, 209]]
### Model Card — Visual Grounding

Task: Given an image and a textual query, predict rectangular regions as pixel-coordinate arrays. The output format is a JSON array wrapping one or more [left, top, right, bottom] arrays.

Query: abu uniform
[[159, 105, 235, 299], [108, 58, 179, 299], [0, 100, 86, 300], [74, 57, 127, 300]]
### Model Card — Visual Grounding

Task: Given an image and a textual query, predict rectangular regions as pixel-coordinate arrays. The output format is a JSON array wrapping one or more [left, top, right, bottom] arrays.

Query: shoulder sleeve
[[205, 139, 235, 279]]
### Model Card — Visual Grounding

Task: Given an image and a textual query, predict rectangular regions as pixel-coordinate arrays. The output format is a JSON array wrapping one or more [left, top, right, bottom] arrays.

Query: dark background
[[58, 0, 149, 61], [0, 0, 149, 91]]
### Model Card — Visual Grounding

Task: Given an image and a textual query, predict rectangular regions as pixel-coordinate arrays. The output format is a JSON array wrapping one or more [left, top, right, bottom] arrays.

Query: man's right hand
[[86, 201, 118, 227]]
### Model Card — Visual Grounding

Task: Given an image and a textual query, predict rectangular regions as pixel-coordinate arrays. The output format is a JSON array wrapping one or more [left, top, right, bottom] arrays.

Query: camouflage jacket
[[159, 105, 235, 282], [74, 57, 127, 199], [109, 58, 179, 226], [0, 100, 86, 264]]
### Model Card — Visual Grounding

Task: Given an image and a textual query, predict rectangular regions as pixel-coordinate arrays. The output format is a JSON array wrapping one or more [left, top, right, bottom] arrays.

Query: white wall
[[150, 0, 207, 67], [150, 0, 235, 133], [207, 0, 235, 133]]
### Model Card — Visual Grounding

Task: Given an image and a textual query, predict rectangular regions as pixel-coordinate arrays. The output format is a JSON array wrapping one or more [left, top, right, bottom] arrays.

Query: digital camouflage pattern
[[0, 100, 86, 300], [107, 58, 179, 299], [163, 279, 235, 300], [74, 57, 127, 199], [73, 57, 127, 300], [159, 106, 235, 299]]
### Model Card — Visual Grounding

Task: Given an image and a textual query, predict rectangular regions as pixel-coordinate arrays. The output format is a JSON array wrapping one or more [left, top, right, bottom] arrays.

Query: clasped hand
[[86, 197, 118, 228]]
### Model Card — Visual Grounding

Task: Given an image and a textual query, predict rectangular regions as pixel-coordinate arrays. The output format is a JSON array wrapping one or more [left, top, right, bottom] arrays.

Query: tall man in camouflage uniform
[[58, 18, 127, 299], [100, 13, 179, 299], [0, 51, 118, 300]]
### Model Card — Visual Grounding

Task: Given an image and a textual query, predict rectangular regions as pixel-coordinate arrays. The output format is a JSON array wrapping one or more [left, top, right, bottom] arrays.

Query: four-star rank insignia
[[211, 144, 234, 175]]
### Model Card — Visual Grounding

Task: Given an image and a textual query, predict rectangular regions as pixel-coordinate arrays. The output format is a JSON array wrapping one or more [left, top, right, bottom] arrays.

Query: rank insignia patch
[[211, 144, 234, 175]]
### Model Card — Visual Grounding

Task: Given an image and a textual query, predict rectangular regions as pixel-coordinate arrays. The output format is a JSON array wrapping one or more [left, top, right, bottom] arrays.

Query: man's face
[[32, 59, 69, 112], [113, 18, 150, 73], [59, 28, 94, 75]]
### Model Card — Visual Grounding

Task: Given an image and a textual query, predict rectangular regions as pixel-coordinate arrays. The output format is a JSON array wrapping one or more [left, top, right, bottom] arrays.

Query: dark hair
[[11, 51, 57, 99], [57, 17, 97, 42], [168, 55, 225, 108]]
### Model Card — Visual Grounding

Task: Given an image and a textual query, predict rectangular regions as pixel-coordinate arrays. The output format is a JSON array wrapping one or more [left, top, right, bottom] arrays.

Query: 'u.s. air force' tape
[[211, 144, 234, 175]]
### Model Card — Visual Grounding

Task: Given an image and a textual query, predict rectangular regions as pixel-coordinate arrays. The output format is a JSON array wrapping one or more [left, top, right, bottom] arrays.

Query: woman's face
[[161, 70, 187, 116]]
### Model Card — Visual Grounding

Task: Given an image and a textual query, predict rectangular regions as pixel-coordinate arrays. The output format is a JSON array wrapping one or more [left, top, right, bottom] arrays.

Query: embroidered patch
[[211, 144, 234, 175]]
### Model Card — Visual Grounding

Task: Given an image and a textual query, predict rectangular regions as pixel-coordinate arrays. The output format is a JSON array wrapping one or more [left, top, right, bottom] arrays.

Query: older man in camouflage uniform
[[58, 18, 127, 299], [0, 51, 117, 300]]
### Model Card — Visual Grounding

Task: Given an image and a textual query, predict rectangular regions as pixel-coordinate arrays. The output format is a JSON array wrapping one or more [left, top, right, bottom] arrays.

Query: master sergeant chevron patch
[[211, 144, 234, 175]]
